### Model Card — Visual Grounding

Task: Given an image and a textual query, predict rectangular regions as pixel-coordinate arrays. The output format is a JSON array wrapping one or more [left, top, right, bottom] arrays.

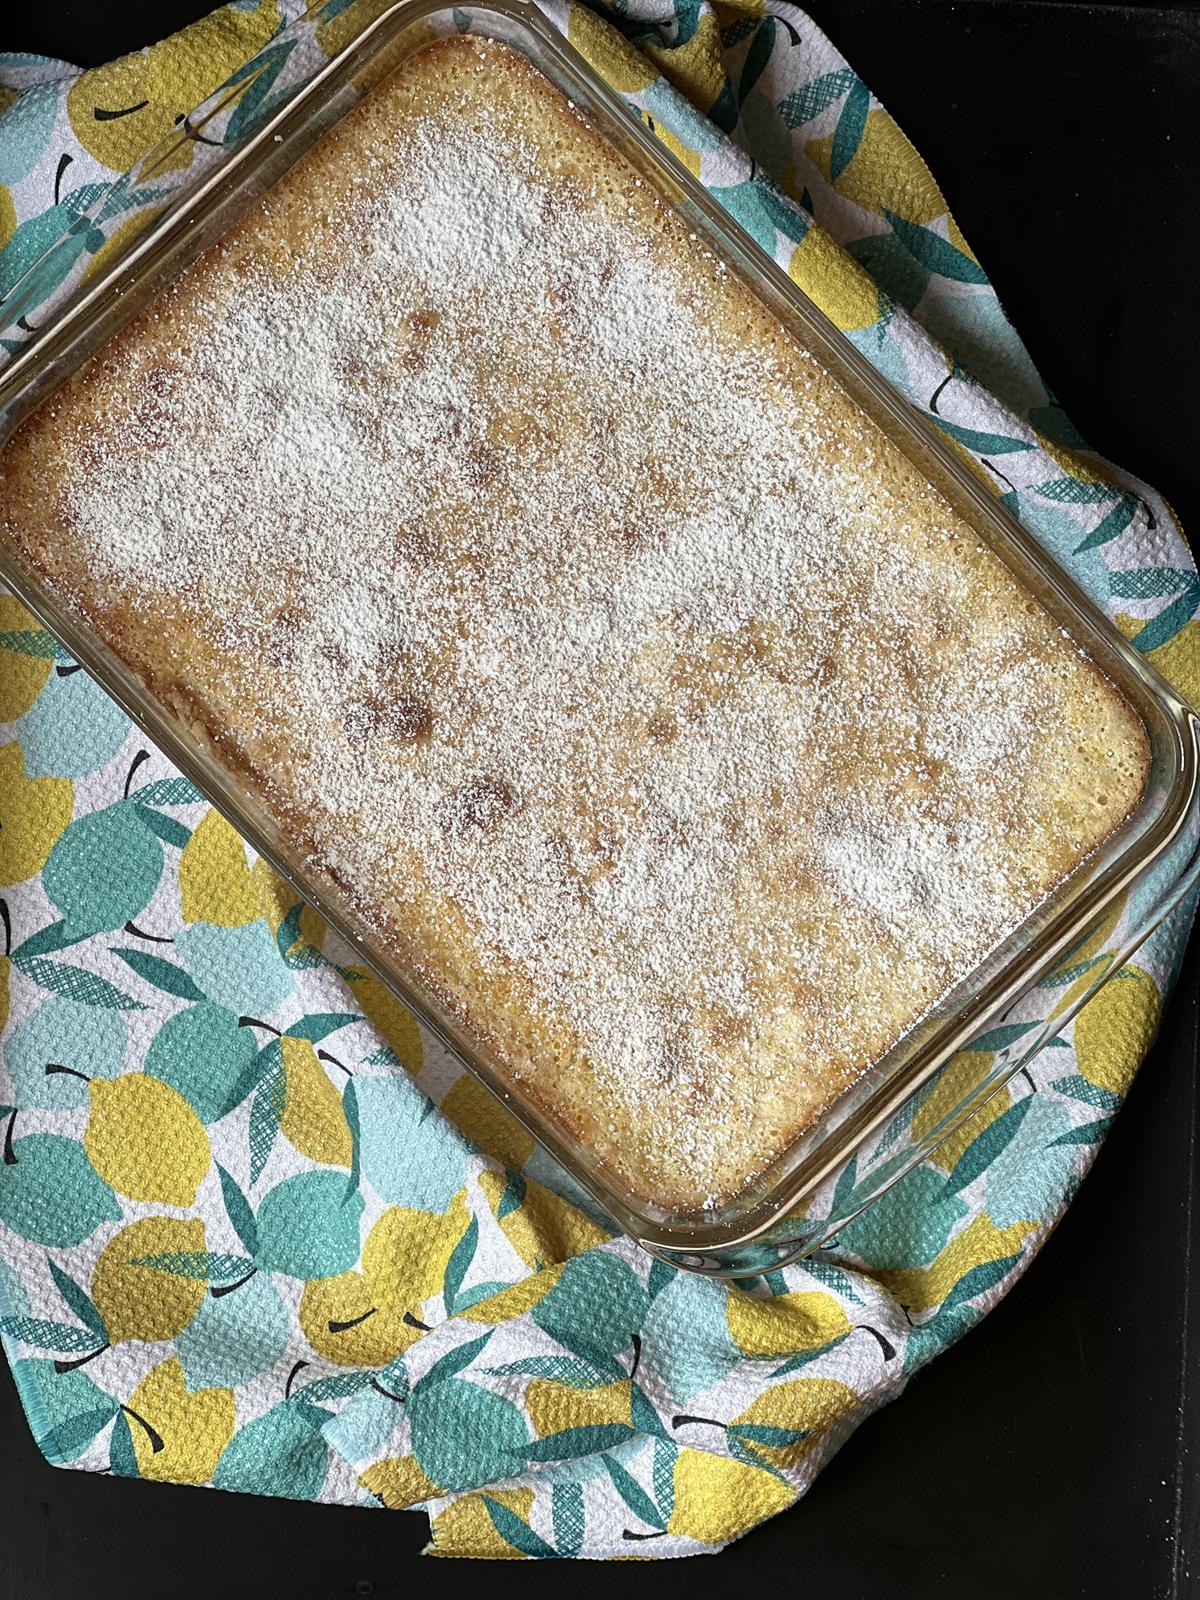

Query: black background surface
[[1, 3, 1198, 1596]]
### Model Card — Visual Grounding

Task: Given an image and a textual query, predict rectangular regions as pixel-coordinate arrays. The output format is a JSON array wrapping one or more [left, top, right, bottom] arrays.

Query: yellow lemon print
[[729, 1376, 858, 1468], [346, 970, 424, 1074], [441, 1075, 535, 1171], [0, 743, 73, 886], [124, 1357, 235, 1484], [430, 1487, 536, 1559], [667, 1449, 793, 1543], [78, 1072, 210, 1205], [526, 1376, 632, 1439], [178, 809, 259, 926], [726, 1288, 852, 1358], [91, 1216, 207, 1345], [279, 1036, 352, 1166], [1073, 965, 1161, 1096], [478, 1168, 608, 1271], [0, 596, 53, 720], [300, 1191, 469, 1365]]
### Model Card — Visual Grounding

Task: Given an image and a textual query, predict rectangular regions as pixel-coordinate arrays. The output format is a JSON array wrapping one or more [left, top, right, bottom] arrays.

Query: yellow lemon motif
[[730, 1376, 858, 1468], [279, 1035, 352, 1166], [872, 1213, 1035, 1313], [0, 597, 53, 720], [430, 1487, 536, 1559], [125, 1357, 235, 1484], [788, 228, 879, 332], [442, 1075, 535, 1172], [91, 1216, 207, 1344], [300, 1191, 469, 1365], [84, 1074, 210, 1206], [459, 1262, 566, 1327], [526, 1377, 632, 1439], [645, 9, 726, 111], [567, 6, 658, 93], [810, 108, 946, 225], [1073, 965, 1161, 1096], [0, 954, 9, 1035], [178, 810, 259, 927], [667, 1448, 793, 1543], [359, 1454, 438, 1509], [0, 743, 73, 886], [478, 1168, 608, 1271], [1114, 610, 1200, 712], [346, 971, 424, 1074], [726, 1288, 851, 1358], [249, 858, 325, 954], [912, 1055, 1011, 1174]]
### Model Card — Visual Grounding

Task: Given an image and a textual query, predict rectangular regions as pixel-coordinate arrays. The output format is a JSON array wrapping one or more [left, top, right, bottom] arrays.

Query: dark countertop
[[2, 3, 1198, 1596]]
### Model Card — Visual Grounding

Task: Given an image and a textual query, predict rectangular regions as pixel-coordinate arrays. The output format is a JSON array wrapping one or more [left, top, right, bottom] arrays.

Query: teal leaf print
[[293, 1370, 377, 1404], [941, 1252, 1023, 1313], [942, 1096, 1034, 1196], [646, 1257, 674, 1302], [46, 1259, 106, 1340], [213, 1399, 331, 1499], [552, 1481, 585, 1557], [253, 1170, 364, 1278], [147, 1003, 258, 1122], [130, 1250, 254, 1284], [0, 1134, 121, 1245], [967, 1020, 1041, 1054], [632, 1382, 672, 1442], [42, 804, 163, 937], [0, 628, 59, 658], [1074, 494, 1138, 553], [13, 1362, 120, 1469], [1050, 1117, 1113, 1146], [109, 1410, 138, 1477], [130, 776, 205, 805], [497, 1170, 524, 1221], [9, 920, 85, 960], [830, 78, 869, 180], [1032, 475, 1116, 506], [11, 955, 146, 1009], [343, 1079, 361, 1198], [1130, 581, 1200, 653], [779, 67, 855, 128], [481, 1495, 557, 1559], [1050, 1076, 1121, 1113], [248, 1042, 286, 1185], [417, 1331, 492, 1391], [653, 1437, 676, 1521], [285, 1012, 361, 1043], [442, 1216, 478, 1315], [0, 1316, 107, 1353], [133, 806, 191, 849], [112, 948, 206, 1002], [486, 1355, 616, 1388], [217, 1163, 259, 1256], [601, 1451, 663, 1529], [882, 208, 988, 284], [736, 17, 774, 107], [409, 1380, 530, 1492], [925, 414, 1033, 455]]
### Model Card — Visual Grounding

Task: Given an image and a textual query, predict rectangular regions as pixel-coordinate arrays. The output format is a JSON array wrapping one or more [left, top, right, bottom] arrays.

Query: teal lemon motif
[[145, 1002, 258, 1123], [18, 669, 131, 780], [835, 1165, 969, 1270], [12, 1358, 120, 1465], [253, 1171, 364, 1278], [175, 919, 293, 1016], [4, 998, 127, 1109], [355, 1074, 470, 1211], [0, 1133, 121, 1246], [177, 1270, 289, 1390], [531, 1252, 650, 1361], [213, 1399, 331, 1499], [409, 1379, 530, 1493], [42, 803, 163, 937]]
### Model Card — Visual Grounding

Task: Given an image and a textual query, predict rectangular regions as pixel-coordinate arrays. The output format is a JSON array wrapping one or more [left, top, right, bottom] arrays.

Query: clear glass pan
[[0, 0, 1197, 1274]]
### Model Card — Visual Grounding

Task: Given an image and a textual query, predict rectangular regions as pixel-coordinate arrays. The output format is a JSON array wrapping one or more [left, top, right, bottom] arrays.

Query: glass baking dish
[[0, 0, 1197, 1276]]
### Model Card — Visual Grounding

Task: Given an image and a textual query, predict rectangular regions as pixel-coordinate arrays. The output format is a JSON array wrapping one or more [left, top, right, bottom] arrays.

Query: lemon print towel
[[0, 0, 1197, 1562]]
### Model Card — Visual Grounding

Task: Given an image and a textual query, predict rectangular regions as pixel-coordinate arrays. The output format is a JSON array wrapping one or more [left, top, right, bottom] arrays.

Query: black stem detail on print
[[328, 1307, 377, 1334], [0, 898, 11, 958], [4, 1109, 18, 1165], [1140, 497, 1157, 531], [981, 459, 1016, 493], [176, 113, 223, 149], [94, 101, 149, 121], [628, 1332, 642, 1382], [120, 1404, 165, 1454], [747, 157, 758, 184], [124, 749, 151, 799], [1019, 1066, 1037, 1094], [929, 371, 954, 415], [317, 1050, 351, 1077], [54, 1341, 110, 1375], [853, 1324, 896, 1361], [54, 662, 83, 677], [621, 1528, 666, 1542], [123, 919, 174, 944], [370, 1377, 406, 1403], [778, 13, 803, 45], [238, 1016, 282, 1037], [284, 1360, 309, 1400], [671, 1413, 724, 1431], [645, 114, 657, 136], [54, 152, 72, 206], [45, 1063, 89, 1084], [15, 316, 41, 334], [211, 1268, 257, 1299], [403, 1311, 431, 1333]]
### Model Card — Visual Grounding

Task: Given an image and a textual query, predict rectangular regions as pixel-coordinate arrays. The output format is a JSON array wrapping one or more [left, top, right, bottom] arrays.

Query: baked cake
[[0, 36, 1149, 1211]]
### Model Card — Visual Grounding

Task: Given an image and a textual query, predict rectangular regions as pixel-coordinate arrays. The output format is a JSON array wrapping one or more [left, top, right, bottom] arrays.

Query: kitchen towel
[[0, 0, 1196, 1560]]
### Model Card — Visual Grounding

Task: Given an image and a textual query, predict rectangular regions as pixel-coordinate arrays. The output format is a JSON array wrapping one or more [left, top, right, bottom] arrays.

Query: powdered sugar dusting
[[22, 39, 1143, 1207]]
